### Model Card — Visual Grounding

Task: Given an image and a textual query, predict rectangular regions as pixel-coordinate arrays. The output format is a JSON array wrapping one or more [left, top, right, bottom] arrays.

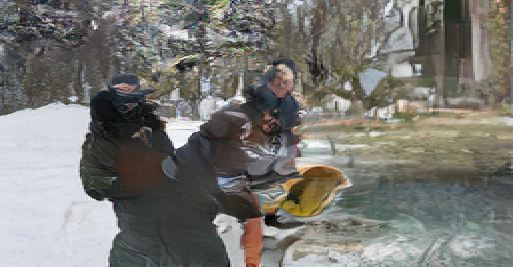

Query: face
[[268, 70, 293, 99], [114, 83, 137, 94]]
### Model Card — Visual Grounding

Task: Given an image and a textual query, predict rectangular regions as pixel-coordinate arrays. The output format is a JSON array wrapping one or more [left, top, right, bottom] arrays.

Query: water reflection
[[292, 151, 513, 266]]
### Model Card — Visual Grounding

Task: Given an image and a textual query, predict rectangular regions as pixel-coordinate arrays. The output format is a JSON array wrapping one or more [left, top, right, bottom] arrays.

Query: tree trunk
[[502, 0, 511, 103], [351, 75, 365, 102]]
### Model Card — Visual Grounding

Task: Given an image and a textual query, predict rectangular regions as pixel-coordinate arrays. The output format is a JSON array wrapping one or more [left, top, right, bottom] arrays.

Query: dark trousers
[[109, 195, 231, 267]]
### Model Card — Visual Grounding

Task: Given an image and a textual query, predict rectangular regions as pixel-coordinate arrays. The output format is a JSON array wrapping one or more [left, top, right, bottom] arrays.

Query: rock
[[405, 147, 424, 153], [505, 117, 513, 126], [369, 132, 383, 138]]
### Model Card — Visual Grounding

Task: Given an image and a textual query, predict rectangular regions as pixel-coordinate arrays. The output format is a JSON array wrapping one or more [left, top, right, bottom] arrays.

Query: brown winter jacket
[[79, 90, 174, 201]]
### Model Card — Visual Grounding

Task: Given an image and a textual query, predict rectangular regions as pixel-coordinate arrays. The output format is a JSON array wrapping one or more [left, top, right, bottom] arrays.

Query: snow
[[505, 117, 513, 127], [0, 103, 368, 267], [0, 103, 322, 267], [0, 103, 204, 267], [0, 103, 114, 267], [165, 119, 203, 148], [300, 139, 369, 152]]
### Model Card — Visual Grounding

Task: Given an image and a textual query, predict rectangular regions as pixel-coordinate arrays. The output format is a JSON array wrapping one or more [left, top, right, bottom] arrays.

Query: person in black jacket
[[242, 57, 302, 188], [244, 57, 301, 148], [158, 60, 302, 266]]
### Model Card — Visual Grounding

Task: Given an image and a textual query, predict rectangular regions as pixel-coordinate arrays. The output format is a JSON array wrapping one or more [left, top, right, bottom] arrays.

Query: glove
[[138, 100, 158, 116], [143, 114, 165, 131]]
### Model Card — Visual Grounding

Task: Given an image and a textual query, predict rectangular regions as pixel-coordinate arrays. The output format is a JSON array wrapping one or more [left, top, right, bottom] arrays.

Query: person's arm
[[82, 175, 143, 201], [277, 96, 302, 146], [138, 102, 175, 155], [80, 133, 142, 201], [219, 190, 262, 220], [199, 109, 250, 141]]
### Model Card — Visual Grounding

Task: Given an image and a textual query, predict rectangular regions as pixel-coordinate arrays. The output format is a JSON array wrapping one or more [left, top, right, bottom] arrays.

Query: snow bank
[[0, 103, 204, 267]]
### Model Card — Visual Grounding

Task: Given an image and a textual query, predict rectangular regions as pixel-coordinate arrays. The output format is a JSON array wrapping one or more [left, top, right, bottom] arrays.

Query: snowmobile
[[255, 164, 351, 224]]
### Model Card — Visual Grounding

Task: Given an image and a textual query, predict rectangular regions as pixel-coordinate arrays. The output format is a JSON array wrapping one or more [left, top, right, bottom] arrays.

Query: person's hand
[[132, 126, 153, 146], [290, 134, 301, 146], [143, 114, 165, 131], [138, 101, 158, 115], [261, 112, 280, 133]]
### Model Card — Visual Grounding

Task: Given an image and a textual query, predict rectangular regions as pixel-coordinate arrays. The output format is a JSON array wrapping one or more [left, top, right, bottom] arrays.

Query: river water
[[286, 144, 513, 266]]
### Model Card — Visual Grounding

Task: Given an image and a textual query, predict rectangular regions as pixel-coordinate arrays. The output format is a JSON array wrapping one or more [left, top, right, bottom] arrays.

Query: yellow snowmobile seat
[[278, 165, 350, 217]]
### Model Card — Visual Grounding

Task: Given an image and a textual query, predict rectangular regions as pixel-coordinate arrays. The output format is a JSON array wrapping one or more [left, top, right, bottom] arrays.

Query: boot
[[243, 217, 263, 267]]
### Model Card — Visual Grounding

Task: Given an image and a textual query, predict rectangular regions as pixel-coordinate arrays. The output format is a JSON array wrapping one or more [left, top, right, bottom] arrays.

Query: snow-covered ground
[[0, 103, 112, 267], [0, 103, 307, 267], [0, 103, 204, 267]]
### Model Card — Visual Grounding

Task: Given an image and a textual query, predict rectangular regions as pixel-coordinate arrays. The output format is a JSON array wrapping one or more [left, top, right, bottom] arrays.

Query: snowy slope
[[0, 103, 117, 267], [0, 103, 325, 267], [0, 103, 204, 267]]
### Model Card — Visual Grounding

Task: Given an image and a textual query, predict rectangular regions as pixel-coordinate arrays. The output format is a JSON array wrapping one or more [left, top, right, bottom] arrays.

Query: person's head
[[110, 73, 140, 94], [267, 64, 294, 99], [263, 57, 295, 99], [109, 73, 155, 115], [113, 83, 137, 94]]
